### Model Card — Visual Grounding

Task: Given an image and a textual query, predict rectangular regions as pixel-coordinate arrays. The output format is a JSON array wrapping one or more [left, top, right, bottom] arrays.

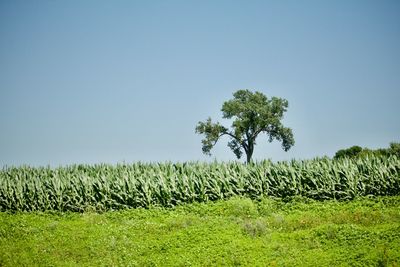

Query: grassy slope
[[1, 196, 399, 266]]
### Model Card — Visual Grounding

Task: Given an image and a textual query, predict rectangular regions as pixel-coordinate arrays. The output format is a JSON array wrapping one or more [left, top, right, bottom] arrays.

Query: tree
[[333, 146, 363, 159], [388, 142, 400, 157], [195, 89, 295, 163], [333, 142, 400, 159]]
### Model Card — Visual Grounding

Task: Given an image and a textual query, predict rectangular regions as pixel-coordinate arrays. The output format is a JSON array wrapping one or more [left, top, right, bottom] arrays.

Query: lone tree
[[195, 89, 295, 163]]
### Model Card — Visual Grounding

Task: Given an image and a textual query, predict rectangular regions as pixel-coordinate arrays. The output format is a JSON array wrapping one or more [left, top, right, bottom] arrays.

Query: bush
[[334, 142, 399, 159], [334, 146, 362, 159], [389, 142, 400, 157]]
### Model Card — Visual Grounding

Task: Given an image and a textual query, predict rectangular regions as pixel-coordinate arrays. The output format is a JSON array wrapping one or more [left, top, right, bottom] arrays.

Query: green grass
[[1, 196, 399, 266]]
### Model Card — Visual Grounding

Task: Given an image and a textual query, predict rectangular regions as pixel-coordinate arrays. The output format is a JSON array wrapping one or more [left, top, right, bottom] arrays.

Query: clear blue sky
[[1, 0, 399, 166]]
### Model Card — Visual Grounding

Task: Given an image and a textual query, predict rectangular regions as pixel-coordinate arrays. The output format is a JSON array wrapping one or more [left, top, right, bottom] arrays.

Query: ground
[[1, 196, 399, 266]]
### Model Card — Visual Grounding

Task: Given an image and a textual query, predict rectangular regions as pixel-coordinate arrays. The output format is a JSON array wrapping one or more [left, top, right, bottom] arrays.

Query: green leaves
[[0, 156, 399, 212], [195, 118, 227, 156], [196, 89, 294, 163], [228, 139, 243, 159], [334, 143, 400, 159]]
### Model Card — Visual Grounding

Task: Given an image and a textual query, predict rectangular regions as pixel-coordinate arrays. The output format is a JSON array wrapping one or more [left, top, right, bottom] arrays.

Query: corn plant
[[0, 156, 399, 211]]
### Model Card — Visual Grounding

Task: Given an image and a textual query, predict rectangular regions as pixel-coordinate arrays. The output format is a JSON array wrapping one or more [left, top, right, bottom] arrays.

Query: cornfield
[[1, 156, 399, 211]]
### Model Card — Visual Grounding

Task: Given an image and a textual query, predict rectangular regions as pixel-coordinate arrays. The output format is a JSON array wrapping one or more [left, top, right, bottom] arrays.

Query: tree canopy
[[334, 142, 400, 159], [195, 89, 295, 163]]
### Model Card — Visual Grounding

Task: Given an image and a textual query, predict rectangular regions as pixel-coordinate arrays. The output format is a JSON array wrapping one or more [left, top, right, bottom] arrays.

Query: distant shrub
[[334, 142, 399, 159], [334, 146, 363, 159], [389, 142, 400, 157]]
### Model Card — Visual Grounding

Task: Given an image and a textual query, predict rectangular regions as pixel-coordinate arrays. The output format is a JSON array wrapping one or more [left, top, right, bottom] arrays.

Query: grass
[[1, 196, 399, 266]]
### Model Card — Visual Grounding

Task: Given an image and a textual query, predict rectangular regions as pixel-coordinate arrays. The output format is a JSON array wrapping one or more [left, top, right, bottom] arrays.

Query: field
[[0, 156, 399, 266], [1, 196, 399, 266], [1, 156, 399, 211]]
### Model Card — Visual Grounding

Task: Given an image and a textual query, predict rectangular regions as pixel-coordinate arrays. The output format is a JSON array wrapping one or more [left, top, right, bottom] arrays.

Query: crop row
[[0, 156, 399, 211]]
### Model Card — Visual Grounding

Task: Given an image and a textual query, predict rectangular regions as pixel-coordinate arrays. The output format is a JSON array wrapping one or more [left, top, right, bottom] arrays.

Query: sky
[[1, 0, 399, 167]]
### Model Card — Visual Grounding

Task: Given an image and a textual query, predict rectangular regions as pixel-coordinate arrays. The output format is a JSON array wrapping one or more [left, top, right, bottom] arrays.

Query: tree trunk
[[246, 152, 252, 164], [245, 142, 254, 164]]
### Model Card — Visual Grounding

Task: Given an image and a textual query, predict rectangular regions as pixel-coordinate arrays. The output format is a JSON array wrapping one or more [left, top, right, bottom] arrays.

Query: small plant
[[224, 197, 258, 218], [241, 219, 268, 237], [377, 246, 390, 267]]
